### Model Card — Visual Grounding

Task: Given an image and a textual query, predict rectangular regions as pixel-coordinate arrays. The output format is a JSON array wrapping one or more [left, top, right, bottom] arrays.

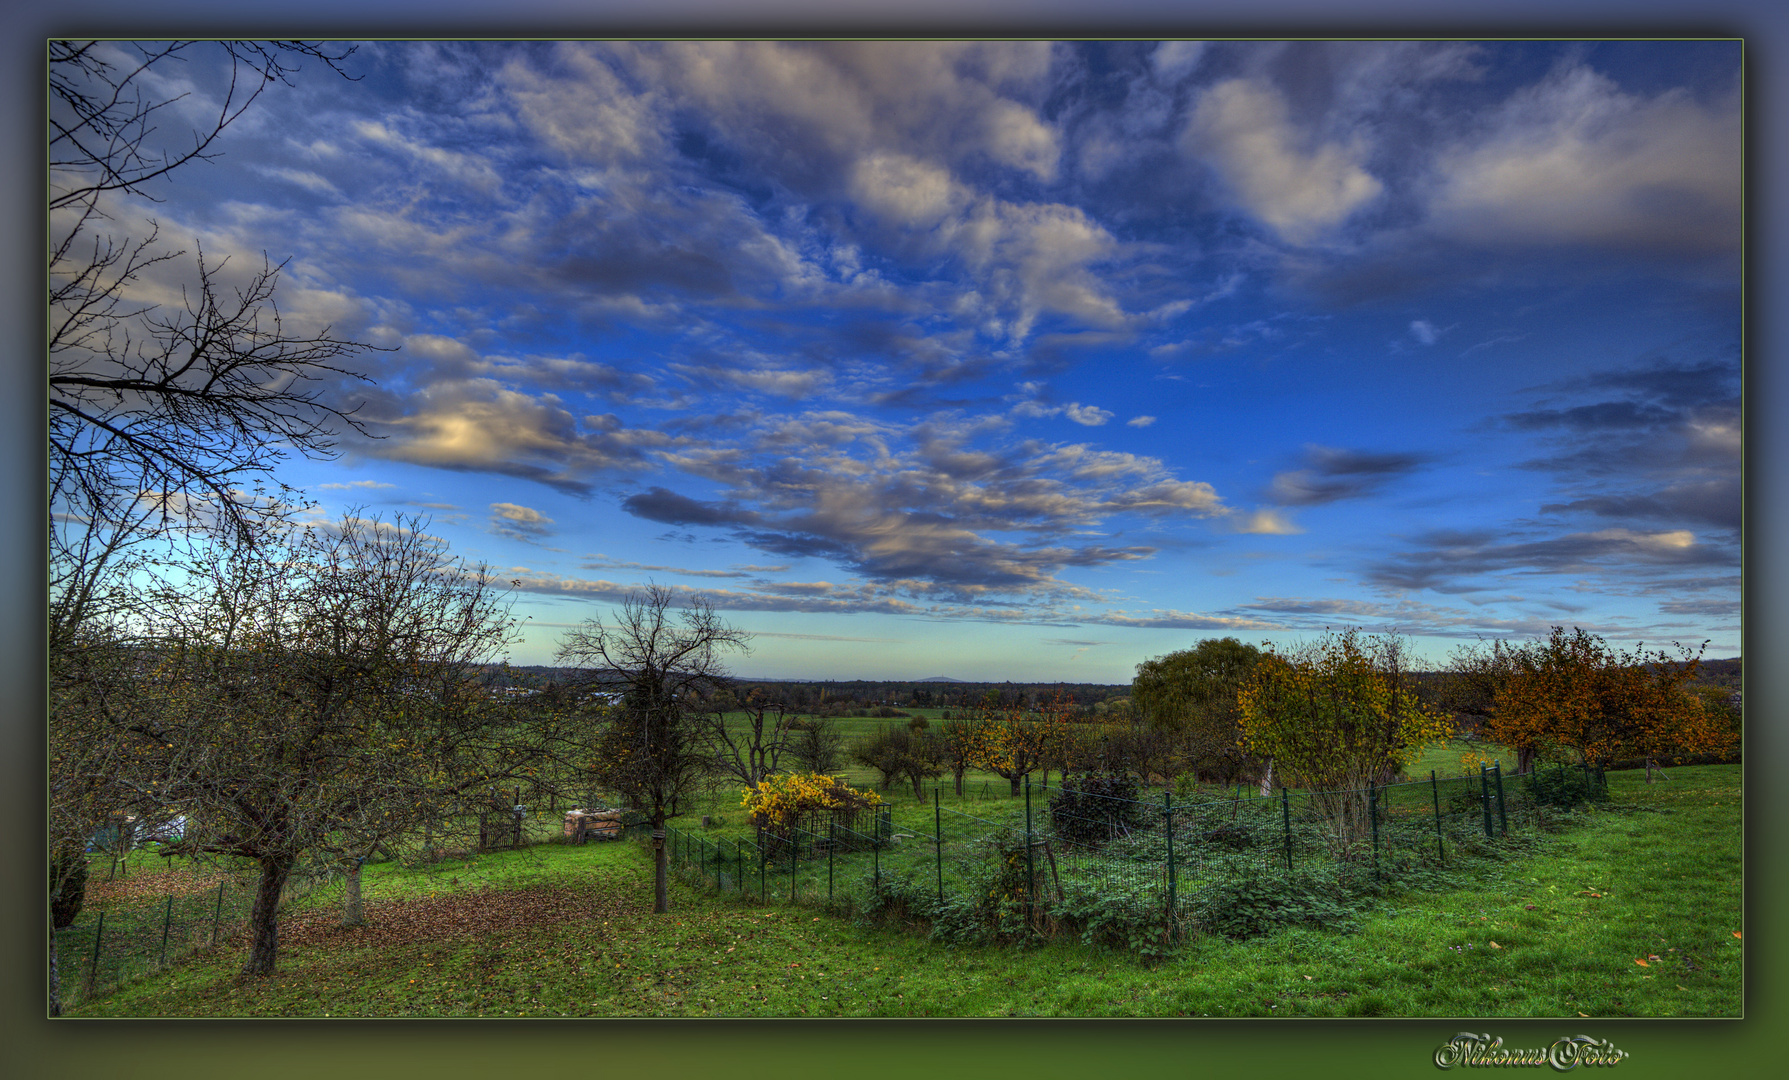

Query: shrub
[[1199, 822, 1261, 851], [1189, 864, 1366, 940], [1053, 875, 1179, 962], [1524, 766, 1609, 807], [741, 772, 880, 855], [1048, 771, 1152, 846]]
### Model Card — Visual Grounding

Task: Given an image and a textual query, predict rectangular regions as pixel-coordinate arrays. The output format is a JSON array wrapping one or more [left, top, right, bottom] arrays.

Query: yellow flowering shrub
[[740, 772, 880, 838]]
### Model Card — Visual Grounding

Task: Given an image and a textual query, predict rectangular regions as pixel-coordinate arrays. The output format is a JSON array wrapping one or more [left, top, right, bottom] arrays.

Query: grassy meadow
[[62, 751, 1742, 1018]]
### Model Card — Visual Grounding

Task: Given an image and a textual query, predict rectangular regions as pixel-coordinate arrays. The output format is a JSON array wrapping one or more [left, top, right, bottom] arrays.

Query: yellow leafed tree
[[1237, 630, 1453, 852]]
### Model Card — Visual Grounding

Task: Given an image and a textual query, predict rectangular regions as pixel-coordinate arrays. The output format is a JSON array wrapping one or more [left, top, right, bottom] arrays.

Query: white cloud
[[316, 480, 397, 491], [1126, 415, 1157, 428], [1182, 78, 1383, 244], [1427, 64, 1740, 253], [1062, 403, 1113, 426], [363, 379, 674, 495], [1410, 320, 1438, 345]]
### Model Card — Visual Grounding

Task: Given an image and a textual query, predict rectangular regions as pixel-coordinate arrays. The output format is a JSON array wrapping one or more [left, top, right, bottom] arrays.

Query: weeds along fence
[[53, 855, 337, 1010], [661, 762, 1611, 948]]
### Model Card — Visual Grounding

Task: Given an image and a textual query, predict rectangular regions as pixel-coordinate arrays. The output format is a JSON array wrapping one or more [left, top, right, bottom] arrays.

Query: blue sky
[[68, 40, 1741, 680]]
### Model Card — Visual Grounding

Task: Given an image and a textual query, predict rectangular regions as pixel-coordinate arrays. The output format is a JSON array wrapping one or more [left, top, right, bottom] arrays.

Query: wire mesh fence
[[53, 856, 333, 1011], [661, 762, 1611, 945], [56, 761, 1612, 1006]]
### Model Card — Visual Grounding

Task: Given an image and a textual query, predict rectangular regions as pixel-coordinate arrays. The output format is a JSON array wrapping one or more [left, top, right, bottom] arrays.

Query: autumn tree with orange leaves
[[1481, 627, 1732, 781]]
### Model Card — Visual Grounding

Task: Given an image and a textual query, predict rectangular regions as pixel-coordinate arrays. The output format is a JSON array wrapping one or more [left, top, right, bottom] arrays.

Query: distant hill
[[918, 676, 967, 683]]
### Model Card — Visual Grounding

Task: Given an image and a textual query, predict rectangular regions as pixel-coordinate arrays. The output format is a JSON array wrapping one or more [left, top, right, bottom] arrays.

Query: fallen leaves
[[278, 880, 649, 951]]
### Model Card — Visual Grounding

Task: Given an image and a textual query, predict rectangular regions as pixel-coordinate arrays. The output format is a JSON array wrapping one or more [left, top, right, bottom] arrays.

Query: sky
[[59, 39, 1742, 681]]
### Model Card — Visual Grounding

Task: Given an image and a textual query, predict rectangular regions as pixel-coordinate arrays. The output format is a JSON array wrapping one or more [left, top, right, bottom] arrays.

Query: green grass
[[65, 763, 1741, 1018]]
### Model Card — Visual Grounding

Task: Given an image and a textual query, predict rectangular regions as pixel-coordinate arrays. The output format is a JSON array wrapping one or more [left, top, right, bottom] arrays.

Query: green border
[[12, 13, 1779, 1080]]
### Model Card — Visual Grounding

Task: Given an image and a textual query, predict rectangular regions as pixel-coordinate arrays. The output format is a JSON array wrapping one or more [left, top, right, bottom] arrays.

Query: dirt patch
[[277, 881, 651, 952]]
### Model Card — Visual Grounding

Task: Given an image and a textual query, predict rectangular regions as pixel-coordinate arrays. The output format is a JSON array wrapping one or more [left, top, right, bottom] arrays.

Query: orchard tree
[[48, 42, 378, 1002], [1484, 627, 1729, 781], [785, 716, 846, 775], [556, 586, 748, 914], [1031, 692, 1086, 790], [1237, 630, 1453, 852], [966, 706, 1047, 797], [708, 686, 795, 787], [852, 725, 945, 801], [936, 717, 977, 797], [111, 515, 542, 976]]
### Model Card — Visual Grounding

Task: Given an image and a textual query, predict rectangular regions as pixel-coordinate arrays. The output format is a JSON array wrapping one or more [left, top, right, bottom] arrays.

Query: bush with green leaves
[[1052, 872, 1179, 962], [1048, 771, 1153, 846], [1524, 766, 1609, 807], [1187, 863, 1369, 940]]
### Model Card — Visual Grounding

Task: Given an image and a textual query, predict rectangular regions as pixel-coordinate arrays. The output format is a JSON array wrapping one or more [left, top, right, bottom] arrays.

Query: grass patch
[[67, 765, 1741, 1018]]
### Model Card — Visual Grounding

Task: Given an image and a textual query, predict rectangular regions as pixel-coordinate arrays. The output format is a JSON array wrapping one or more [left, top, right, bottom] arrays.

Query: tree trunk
[[1258, 759, 1275, 797], [651, 814, 669, 914], [341, 861, 365, 927], [1516, 746, 1536, 774], [243, 854, 294, 977], [1009, 774, 1021, 797], [954, 769, 964, 798]]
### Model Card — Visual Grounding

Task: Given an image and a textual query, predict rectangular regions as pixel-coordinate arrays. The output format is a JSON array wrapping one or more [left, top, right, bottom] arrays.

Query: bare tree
[[708, 686, 795, 787], [49, 41, 383, 581], [555, 586, 750, 914], [786, 717, 846, 776]]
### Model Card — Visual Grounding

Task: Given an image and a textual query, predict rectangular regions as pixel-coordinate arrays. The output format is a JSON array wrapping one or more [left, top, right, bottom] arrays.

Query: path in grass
[[71, 765, 1741, 1018]]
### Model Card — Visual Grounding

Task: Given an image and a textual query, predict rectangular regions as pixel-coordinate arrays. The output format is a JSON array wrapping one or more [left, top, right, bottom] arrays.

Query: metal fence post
[[828, 819, 835, 903], [1164, 789, 1176, 934], [1431, 770, 1445, 862], [935, 787, 944, 906], [790, 827, 798, 902], [86, 909, 105, 998], [1493, 762, 1508, 835], [759, 841, 767, 901], [1281, 786, 1293, 871], [159, 894, 174, 967], [1370, 784, 1380, 879], [211, 879, 226, 946], [1480, 766, 1494, 839], [1025, 778, 1036, 924]]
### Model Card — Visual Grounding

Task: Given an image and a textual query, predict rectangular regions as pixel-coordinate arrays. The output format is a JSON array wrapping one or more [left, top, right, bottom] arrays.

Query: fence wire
[[54, 857, 333, 1011], [661, 762, 1610, 940]]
